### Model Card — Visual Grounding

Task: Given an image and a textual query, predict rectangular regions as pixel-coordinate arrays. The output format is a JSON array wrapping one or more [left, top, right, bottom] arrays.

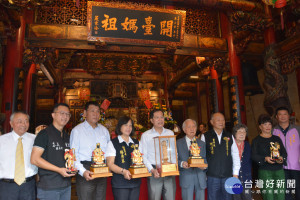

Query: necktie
[[14, 137, 25, 185]]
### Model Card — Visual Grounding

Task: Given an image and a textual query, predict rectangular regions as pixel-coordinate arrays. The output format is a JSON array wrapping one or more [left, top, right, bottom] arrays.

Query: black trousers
[[285, 169, 300, 200], [112, 186, 140, 200], [76, 174, 107, 200], [0, 179, 36, 200]]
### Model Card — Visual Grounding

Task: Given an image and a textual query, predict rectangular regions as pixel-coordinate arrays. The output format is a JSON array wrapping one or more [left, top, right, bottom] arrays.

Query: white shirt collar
[[117, 135, 134, 145], [185, 136, 195, 143], [151, 127, 165, 134], [11, 131, 26, 141], [83, 120, 99, 129], [213, 129, 223, 136]]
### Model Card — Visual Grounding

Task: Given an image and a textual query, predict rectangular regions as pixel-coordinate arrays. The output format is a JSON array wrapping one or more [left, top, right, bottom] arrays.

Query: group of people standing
[[0, 101, 299, 200]]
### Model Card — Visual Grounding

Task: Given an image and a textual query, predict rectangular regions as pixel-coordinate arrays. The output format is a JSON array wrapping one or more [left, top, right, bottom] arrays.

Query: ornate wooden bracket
[[230, 11, 272, 55], [263, 45, 292, 116], [0, 4, 21, 39], [23, 47, 55, 66], [197, 57, 228, 76], [207, 57, 229, 75], [280, 49, 300, 74], [164, 44, 177, 54], [55, 50, 75, 69], [94, 40, 107, 49]]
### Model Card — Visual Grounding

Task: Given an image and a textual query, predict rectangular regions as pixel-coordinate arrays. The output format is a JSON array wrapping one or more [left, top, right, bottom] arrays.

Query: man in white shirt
[[140, 109, 176, 200], [201, 112, 240, 200], [0, 111, 37, 200], [70, 101, 110, 200]]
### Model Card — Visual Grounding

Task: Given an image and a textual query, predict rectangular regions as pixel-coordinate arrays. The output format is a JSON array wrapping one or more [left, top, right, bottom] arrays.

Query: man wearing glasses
[[31, 103, 75, 200], [70, 101, 110, 200]]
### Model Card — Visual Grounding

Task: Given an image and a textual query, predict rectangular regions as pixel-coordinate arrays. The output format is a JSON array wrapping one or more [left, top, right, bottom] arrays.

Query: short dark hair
[[258, 114, 272, 125], [199, 123, 206, 127], [150, 109, 164, 119], [52, 103, 70, 113], [275, 106, 290, 115], [84, 101, 100, 110], [115, 116, 135, 136], [232, 124, 248, 138]]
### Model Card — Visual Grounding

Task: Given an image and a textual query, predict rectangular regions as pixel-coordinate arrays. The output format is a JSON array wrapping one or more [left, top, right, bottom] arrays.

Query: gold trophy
[[64, 148, 78, 174], [90, 143, 112, 178], [129, 144, 151, 178], [188, 138, 208, 168], [270, 142, 280, 161], [154, 136, 179, 177]]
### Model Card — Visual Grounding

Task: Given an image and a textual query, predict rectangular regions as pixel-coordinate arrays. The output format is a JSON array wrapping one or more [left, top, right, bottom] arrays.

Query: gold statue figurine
[[161, 140, 169, 163], [270, 142, 280, 160], [129, 144, 151, 178], [64, 148, 77, 174], [131, 144, 145, 167], [90, 143, 112, 178], [188, 138, 207, 168], [91, 143, 106, 167], [189, 138, 201, 158]]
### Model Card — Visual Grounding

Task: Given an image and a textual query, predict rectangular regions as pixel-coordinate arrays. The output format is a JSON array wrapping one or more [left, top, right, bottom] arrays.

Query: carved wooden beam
[[173, 90, 195, 100], [275, 33, 300, 56], [26, 24, 228, 57], [168, 60, 198, 92], [125, 0, 263, 13], [275, 33, 300, 74]]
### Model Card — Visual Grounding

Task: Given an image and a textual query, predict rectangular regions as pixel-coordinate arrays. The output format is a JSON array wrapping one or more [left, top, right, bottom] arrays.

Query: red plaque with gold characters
[[129, 144, 151, 178], [90, 143, 112, 178], [154, 136, 179, 177], [187, 139, 208, 168]]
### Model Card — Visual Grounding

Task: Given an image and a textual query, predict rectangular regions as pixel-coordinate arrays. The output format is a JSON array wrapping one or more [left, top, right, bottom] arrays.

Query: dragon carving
[[263, 46, 292, 116]]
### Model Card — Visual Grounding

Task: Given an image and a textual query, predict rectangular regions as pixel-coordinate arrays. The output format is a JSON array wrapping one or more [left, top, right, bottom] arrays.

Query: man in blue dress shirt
[[70, 101, 110, 200]]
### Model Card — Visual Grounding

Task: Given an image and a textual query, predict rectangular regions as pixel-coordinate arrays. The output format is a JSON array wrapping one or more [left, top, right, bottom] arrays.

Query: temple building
[[0, 0, 299, 198]]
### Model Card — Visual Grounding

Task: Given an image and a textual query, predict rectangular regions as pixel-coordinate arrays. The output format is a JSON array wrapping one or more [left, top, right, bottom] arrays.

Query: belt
[[80, 161, 92, 165], [0, 175, 35, 184]]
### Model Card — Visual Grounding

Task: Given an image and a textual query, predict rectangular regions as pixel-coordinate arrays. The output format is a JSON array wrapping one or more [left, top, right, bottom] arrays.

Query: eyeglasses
[[54, 112, 71, 117]]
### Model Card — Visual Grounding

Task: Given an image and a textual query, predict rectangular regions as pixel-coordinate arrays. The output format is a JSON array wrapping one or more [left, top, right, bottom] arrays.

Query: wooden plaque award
[[188, 138, 208, 168], [154, 136, 179, 177], [129, 144, 151, 178], [90, 143, 112, 178]]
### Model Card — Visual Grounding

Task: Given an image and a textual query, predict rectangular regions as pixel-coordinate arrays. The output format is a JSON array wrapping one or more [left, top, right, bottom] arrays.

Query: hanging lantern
[[78, 85, 91, 101], [275, 0, 286, 8]]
